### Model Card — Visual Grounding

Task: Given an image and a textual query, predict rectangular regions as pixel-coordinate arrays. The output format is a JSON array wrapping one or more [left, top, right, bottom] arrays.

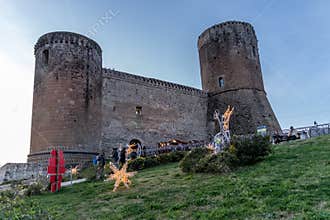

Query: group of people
[[95, 152, 105, 180], [272, 126, 300, 144], [94, 146, 133, 180], [156, 142, 203, 154], [111, 147, 127, 167], [272, 121, 320, 144]]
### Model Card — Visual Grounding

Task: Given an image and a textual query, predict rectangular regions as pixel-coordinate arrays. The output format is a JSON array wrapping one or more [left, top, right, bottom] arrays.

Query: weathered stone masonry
[[101, 69, 208, 156], [28, 21, 281, 166], [198, 21, 281, 135], [29, 32, 102, 165]]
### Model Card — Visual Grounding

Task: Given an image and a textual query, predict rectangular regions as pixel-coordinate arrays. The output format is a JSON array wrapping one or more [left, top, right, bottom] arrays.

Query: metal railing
[[282, 123, 330, 139]]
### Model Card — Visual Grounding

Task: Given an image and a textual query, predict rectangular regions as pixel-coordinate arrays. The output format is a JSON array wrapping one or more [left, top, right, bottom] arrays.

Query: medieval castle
[[28, 21, 281, 165]]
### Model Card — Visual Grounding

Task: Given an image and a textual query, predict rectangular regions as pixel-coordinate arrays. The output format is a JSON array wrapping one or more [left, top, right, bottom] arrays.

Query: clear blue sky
[[1, 0, 330, 164]]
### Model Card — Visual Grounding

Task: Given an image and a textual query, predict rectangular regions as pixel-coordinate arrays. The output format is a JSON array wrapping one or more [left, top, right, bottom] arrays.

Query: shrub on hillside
[[159, 151, 186, 163], [180, 135, 272, 174], [0, 191, 53, 219], [179, 147, 211, 173], [127, 151, 186, 171], [127, 157, 148, 171], [142, 156, 161, 169], [24, 182, 44, 196], [232, 135, 271, 165], [194, 151, 239, 173]]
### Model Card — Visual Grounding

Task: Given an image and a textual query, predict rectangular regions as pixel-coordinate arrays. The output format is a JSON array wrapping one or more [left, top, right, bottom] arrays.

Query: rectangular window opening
[[136, 106, 142, 115], [43, 49, 49, 65], [218, 77, 224, 88]]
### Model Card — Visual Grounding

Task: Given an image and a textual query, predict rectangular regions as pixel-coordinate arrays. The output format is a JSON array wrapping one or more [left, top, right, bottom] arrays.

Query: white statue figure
[[213, 106, 234, 153]]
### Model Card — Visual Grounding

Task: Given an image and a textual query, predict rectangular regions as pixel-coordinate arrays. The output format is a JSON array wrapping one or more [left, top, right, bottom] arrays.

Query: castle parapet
[[34, 31, 102, 55], [198, 21, 256, 50], [103, 68, 208, 97]]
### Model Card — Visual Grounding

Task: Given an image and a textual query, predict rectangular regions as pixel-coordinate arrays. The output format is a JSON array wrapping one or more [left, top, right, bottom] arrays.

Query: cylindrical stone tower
[[28, 32, 103, 166], [198, 21, 281, 135]]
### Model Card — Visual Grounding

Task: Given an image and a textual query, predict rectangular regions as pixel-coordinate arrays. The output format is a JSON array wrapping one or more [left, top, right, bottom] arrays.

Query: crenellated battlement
[[103, 68, 208, 97], [197, 21, 256, 49], [34, 31, 102, 55]]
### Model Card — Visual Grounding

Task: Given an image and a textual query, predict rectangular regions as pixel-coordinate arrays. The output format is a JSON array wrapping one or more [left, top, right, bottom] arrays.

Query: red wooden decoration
[[47, 149, 65, 192]]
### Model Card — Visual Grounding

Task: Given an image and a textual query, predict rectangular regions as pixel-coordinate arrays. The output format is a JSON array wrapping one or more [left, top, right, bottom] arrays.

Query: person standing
[[96, 152, 106, 180], [287, 126, 298, 141], [112, 148, 119, 166], [119, 147, 126, 168]]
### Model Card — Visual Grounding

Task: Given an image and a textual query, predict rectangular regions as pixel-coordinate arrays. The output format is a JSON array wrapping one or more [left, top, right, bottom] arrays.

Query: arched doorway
[[129, 139, 142, 146]]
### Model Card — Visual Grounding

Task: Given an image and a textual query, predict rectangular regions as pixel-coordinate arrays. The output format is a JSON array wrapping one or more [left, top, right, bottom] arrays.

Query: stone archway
[[128, 139, 143, 158], [129, 139, 142, 146]]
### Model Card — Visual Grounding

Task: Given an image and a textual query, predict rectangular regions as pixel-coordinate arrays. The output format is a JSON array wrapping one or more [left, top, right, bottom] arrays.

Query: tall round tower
[[28, 32, 103, 165], [198, 21, 281, 135]]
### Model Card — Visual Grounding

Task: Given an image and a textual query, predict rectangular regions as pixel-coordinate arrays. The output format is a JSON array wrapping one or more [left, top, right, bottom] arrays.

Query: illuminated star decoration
[[106, 162, 137, 192], [71, 165, 79, 175]]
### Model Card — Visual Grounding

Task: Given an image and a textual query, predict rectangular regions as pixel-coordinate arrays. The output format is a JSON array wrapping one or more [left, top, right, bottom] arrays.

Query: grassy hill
[[30, 136, 330, 219]]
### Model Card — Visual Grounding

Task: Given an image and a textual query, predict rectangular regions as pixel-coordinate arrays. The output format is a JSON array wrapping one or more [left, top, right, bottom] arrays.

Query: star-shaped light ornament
[[106, 162, 137, 192], [71, 165, 79, 175]]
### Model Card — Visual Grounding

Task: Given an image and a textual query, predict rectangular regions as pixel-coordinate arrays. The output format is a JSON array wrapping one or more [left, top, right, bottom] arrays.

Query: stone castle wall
[[198, 21, 281, 135], [101, 69, 209, 155], [208, 89, 281, 135], [0, 163, 46, 184], [29, 32, 103, 164]]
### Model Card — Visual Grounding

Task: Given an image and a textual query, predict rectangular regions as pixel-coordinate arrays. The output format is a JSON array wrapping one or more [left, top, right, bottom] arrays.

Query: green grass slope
[[30, 136, 330, 219]]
